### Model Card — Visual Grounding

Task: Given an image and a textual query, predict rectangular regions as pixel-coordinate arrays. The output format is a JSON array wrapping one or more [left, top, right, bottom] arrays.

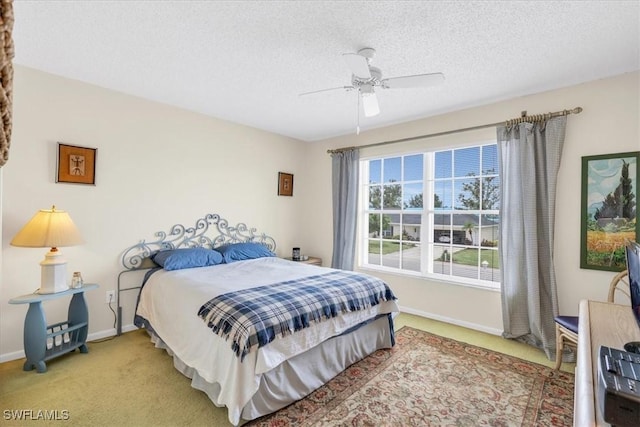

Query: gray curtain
[[497, 116, 566, 359], [331, 148, 359, 270]]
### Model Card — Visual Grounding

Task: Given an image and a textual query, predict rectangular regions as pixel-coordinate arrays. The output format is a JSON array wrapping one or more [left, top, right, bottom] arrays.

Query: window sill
[[357, 264, 501, 292]]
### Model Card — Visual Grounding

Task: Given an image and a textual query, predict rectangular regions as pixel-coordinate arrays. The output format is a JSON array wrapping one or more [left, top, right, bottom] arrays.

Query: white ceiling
[[12, 1, 640, 142]]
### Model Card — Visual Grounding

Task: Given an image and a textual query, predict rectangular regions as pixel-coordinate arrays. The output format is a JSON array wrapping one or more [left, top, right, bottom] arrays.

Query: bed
[[117, 213, 399, 425]]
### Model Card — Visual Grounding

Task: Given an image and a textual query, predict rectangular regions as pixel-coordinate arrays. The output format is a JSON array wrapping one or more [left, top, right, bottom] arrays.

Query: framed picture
[[580, 151, 639, 271], [56, 143, 97, 185], [278, 172, 294, 196]]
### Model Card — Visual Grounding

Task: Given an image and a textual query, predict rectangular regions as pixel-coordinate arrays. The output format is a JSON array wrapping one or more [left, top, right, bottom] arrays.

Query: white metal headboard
[[120, 213, 277, 270], [116, 213, 276, 335]]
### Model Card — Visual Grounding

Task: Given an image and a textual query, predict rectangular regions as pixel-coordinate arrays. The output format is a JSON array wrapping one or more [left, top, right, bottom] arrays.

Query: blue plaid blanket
[[197, 270, 396, 361]]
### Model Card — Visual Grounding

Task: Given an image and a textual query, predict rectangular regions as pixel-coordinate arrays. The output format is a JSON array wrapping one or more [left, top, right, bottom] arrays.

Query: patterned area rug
[[247, 326, 574, 426]]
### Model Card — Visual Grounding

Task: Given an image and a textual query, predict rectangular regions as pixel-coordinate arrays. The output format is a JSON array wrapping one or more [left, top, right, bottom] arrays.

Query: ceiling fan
[[300, 47, 445, 133]]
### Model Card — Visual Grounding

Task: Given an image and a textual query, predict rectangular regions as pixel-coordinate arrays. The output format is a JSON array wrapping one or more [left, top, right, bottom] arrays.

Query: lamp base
[[38, 250, 69, 294]]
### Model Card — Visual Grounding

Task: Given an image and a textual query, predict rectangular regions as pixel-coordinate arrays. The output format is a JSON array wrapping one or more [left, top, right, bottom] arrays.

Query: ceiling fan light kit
[[360, 84, 380, 117], [300, 47, 445, 133]]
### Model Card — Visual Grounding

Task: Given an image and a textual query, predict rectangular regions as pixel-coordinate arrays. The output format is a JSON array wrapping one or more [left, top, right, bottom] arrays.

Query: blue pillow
[[216, 242, 275, 263], [151, 247, 223, 271]]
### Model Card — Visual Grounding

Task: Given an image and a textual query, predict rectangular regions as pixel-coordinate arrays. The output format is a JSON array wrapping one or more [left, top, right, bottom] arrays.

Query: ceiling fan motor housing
[[353, 66, 382, 88]]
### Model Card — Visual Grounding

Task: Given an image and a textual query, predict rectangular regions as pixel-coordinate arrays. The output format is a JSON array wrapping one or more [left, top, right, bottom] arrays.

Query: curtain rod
[[326, 106, 583, 154]]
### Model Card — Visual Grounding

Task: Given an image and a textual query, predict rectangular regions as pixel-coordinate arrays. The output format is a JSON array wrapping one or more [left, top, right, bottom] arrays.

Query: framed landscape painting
[[580, 151, 639, 271]]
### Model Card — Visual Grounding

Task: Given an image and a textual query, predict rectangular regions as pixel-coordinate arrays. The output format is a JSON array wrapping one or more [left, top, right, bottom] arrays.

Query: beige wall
[[306, 71, 640, 334], [1, 67, 638, 361], [0, 66, 308, 360]]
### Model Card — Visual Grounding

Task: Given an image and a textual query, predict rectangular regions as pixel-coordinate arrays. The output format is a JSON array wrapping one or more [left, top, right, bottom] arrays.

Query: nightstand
[[283, 256, 322, 266], [9, 284, 98, 373]]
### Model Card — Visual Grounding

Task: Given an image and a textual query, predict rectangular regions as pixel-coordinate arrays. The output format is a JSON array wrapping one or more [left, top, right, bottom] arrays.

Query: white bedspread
[[135, 257, 399, 425]]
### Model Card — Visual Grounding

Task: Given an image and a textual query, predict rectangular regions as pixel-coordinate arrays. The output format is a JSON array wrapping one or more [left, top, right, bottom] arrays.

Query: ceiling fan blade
[[361, 91, 380, 117], [299, 86, 353, 96], [342, 53, 371, 79], [382, 73, 445, 89]]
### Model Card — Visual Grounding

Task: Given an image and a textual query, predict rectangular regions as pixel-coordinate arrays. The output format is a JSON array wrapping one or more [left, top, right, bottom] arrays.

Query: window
[[361, 143, 500, 288]]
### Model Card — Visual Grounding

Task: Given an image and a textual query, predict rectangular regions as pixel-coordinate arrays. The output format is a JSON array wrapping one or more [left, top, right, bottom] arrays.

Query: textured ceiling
[[12, 1, 640, 142]]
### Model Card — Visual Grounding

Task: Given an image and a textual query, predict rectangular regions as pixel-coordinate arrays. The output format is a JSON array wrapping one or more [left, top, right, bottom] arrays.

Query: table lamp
[[10, 205, 84, 294]]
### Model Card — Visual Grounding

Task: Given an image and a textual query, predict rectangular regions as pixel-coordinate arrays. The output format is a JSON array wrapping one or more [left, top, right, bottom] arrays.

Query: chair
[[553, 270, 629, 370]]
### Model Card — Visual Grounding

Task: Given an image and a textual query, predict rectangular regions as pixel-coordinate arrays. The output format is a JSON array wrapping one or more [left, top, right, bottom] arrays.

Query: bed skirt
[[146, 314, 395, 425]]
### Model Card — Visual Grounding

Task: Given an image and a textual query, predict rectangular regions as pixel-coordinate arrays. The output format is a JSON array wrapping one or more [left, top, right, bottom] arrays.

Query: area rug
[[247, 326, 574, 426]]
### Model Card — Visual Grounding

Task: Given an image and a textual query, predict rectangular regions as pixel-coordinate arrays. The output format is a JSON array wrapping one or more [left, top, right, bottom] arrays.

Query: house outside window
[[361, 143, 500, 289]]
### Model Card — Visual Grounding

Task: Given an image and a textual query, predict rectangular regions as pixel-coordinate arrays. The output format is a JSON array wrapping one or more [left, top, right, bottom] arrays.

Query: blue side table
[[9, 284, 98, 373]]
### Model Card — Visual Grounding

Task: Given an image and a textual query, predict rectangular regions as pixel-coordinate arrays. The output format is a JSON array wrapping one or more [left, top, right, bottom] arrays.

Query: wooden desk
[[575, 300, 640, 426]]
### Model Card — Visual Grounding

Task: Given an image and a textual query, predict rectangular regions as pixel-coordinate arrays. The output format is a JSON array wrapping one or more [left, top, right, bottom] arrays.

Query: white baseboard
[[90, 328, 117, 341], [0, 324, 139, 363], [398, 305, 503, 336], [0, 349, 25, 364], [119, 324, 138, 334]]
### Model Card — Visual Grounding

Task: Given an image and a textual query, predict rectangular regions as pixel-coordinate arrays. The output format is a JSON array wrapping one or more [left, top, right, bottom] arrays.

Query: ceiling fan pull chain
[[356, 92, 361, 135]]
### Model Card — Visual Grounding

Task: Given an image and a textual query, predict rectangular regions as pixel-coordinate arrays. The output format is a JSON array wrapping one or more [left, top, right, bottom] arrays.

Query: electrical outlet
[[105, 290, 115, 304]]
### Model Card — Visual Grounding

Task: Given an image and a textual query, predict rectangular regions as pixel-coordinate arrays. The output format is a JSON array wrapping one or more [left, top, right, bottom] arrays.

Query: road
[[368, 245, 499, 281]]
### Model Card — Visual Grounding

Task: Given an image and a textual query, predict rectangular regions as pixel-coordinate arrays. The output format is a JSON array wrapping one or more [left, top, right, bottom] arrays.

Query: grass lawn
[[451, 248, 499, 268], [369, 241, 416, 255]]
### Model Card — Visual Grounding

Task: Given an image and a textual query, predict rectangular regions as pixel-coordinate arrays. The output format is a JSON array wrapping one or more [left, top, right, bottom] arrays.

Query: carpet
[[247, 326, 574, 426]]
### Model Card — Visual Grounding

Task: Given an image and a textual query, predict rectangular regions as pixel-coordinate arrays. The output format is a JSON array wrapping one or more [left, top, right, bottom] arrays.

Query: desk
[[9, 284, 98, 373], [575, 300, 640, 426]]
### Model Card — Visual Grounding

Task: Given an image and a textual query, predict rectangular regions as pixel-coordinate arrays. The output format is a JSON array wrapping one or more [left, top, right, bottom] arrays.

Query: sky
[[369, 144, 499, 210], [587, 156, 637, 208]]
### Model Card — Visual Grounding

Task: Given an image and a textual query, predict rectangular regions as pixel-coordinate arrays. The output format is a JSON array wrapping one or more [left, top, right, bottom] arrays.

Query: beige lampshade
[[10, 206, 84, 249]]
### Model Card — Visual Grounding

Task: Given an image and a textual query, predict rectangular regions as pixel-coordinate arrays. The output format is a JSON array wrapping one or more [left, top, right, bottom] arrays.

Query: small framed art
[[56, 143, 97, 185], [278, 172, 294, 196], [580, 151, 639, 271]]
